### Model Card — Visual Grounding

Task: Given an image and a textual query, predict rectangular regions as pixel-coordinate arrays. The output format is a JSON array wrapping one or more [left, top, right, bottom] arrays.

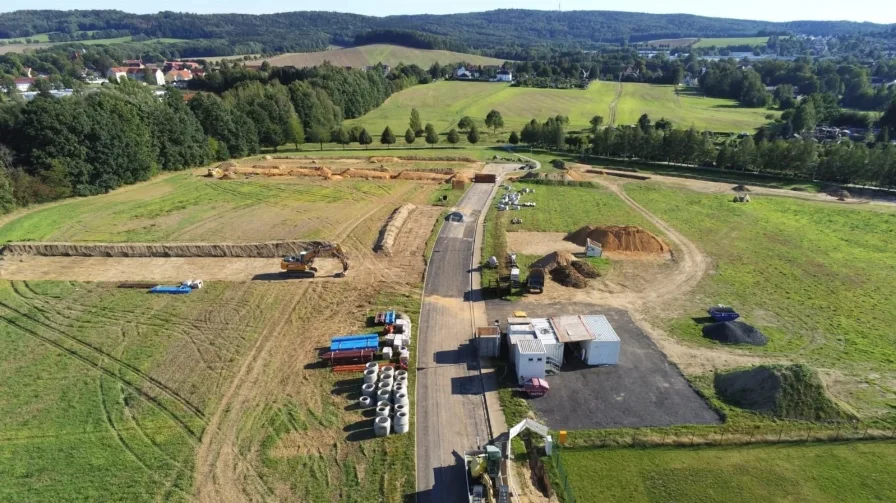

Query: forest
[[0, 9, 891, 56]]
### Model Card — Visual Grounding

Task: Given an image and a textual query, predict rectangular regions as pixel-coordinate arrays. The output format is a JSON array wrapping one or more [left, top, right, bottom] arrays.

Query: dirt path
[[608, 79, 623, 127]]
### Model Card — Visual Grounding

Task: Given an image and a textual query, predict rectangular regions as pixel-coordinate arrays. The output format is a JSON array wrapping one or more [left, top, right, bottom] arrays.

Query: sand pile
[[732, 185, 751, 192], [702, 321, 767, 346], [570, 260, 599, 278], [1, 240, 333, 258], [339, 168, 392, 180], [374, 204, 415, 255], [550, 265, 588, 288], [449, 173, 471, 184], [567, 171, 586, 182], [220, 172, 238, 180], [714, 365, 846, 420], [218, 161, 238, 171], [565, 226, 669, 254], [393, 171, 451, 181], [369, 156, 402, 163], [530, 251, 576, 272], [206, 167, 222, 178]]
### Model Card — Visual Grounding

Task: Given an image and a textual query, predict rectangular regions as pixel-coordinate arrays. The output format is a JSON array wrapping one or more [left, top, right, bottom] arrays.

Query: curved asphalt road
[[415, 164, 512, 502]]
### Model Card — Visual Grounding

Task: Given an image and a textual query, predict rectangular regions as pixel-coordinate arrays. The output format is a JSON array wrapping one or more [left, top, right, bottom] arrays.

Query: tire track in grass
[[0, 302, 207, 425], [608, 79, 623, 127], [0, 313, 201, 441]]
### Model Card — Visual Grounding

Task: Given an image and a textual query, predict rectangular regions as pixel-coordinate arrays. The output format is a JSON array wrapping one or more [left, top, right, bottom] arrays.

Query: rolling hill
[[245, 44, 507, 69]]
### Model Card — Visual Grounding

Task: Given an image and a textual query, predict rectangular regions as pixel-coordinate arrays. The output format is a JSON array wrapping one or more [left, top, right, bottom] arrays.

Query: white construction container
[[580, 315, 621, 365], [511, 339, 547, 384]]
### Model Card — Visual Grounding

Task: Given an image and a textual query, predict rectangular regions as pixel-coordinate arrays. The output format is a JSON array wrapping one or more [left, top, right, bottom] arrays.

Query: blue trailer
[[384, 311, 397, 325], [150, 285, 193, 294], [708, 305, 740, 322]]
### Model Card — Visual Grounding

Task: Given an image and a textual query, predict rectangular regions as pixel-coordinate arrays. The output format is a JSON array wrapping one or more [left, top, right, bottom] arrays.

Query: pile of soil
[[530, 251, 576, 272], [393, 171, 451, 181], [369, 156, 402, 163], [0, 240, 333, 258], [550, 265, 588, 288], [206, 167, 222, 178], [702, 321, 767, 346], [826, 187, 850, 199], [714, 364, 847, 420], [339, 168, 392, 180], [217, 161, 238, 171], [374, 204, 415, 255], [220, 172, 238, 180], [732, 185, 751, 192], [449, 173, 471, 184], [570, 260, 599, 278], [565, 225, 669, 254], [520, 172, 572, 182]]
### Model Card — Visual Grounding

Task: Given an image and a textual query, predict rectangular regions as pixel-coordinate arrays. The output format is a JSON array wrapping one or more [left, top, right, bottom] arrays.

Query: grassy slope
[[0, 280, 283, 502], [693, 36, 771, 48], [252, 44, 505, 69], [347, 81, 771, 136], [0, 173, 411, 243], [624, 183, 896, 373], [615, 85, 777, 132], [562, 442, 896, 503]]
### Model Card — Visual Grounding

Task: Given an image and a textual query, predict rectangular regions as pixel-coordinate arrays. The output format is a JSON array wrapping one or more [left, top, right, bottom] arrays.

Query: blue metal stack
[[384, 311, 397, 325], [330, 333, 380, 352], [149, 285, 193, 294]]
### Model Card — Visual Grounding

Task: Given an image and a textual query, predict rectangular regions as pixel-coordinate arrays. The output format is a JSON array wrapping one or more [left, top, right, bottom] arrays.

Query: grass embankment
[[346, 81, 771, 138], [250, 44, 506, 71], [0, 280, 282, 502], [0, 172, 430, 243], [693, 36, 771, 48], [625, 183, 896, 416], [560, 441, 896, 503]]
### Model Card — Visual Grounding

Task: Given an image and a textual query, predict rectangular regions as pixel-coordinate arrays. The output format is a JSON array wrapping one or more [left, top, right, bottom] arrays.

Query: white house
[[105, 67, 128, 82], [455, 66, 479, 79], [13, 78, 34, 92], [107, 67, 165, 86], [496, 70, 512, 82]]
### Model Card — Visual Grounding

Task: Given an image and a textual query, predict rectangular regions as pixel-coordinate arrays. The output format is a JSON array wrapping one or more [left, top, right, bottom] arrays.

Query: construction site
[[1, 151, 895, 503]]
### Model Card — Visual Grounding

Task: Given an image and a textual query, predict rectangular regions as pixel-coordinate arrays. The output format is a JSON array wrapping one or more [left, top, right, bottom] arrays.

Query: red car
[[523, 378, 550, 397]]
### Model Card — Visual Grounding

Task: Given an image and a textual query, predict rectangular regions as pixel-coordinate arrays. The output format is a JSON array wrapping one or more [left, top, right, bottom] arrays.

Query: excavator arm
[[280, 244, 349, 277]]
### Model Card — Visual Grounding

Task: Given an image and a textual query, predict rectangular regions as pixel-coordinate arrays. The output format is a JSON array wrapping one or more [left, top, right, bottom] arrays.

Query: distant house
[[455, 66, 479, 80], [496, 70, 513, 82], [871, 77, 896, 88], [165, 69, 193, 85], [106, 67, 129, 81], [124, 59, 144, 68], [13, 77, 35, 92]]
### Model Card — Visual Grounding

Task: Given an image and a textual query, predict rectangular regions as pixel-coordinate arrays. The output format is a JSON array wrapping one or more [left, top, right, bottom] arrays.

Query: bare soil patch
[[506, 232, 581, 256], [0, 240, 331, 258]]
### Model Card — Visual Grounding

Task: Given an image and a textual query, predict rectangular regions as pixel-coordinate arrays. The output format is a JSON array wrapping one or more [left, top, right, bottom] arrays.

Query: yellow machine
[[281, 244, 349, 277]]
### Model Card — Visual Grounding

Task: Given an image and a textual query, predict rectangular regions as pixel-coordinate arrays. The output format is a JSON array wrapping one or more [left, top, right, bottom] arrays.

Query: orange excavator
[[281, 244, 349, 277]]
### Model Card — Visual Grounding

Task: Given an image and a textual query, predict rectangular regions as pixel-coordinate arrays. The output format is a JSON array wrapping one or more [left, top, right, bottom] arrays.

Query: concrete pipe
[[392, 384, 406, 398], [375, 406, 391, 418], [378, 381, 393, 393], [381, 365, 395, 374], [395, 370, 408, 379], [359, 396, 373, 409], [361, 383, 376, 397], [380, 375, 394, 387], [394, 392, 409, 407], [363, 369, 378, 384], [365, 362, 379, 372], [394, 410, 410, 426], [377, 400, 391, 409], [396, 375, 408, 385], [393, 418, 410, 434], [393, 403, 408, 417], [377, 389, 391, 403], [381, 369, 394, 380], [374, 416, 391, 437]]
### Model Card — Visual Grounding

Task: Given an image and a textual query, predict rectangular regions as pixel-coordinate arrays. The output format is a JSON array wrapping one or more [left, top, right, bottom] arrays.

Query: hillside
[[245, 44, 506, 69], [0, 9, 890, 56], [345, 81, 774, 134]]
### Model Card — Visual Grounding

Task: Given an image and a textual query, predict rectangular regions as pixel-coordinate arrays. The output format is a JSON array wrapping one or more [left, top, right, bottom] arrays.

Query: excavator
[[281, 244, 349, 277]]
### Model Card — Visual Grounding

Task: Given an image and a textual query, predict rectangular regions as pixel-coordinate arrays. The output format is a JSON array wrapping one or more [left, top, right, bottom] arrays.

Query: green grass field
[[0, 280, 283, 501], [346, 81, 773, 136], [693, 36, 771, 48], [0, 172, 431, 243], [625, 183, 896, 373], [249, 44, 506, 70], [561, 442, 896, 503]]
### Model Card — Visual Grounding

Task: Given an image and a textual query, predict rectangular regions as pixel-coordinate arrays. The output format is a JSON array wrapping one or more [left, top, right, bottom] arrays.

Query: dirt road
[[415, 165, 512, 502]]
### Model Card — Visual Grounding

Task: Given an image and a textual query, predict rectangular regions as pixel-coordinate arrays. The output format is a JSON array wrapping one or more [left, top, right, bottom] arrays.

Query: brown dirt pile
[[450, 173, 471, 183], [550, 265, 588, 288], [1, 241, 332, 258], [393, 171, 451, 182], [530, 251, 576, 272], [565, 225, 669, 254], [374, 204, 415, 255], [369, 156, 402, 163], [217, 161, 238, 171], [219, 172, 238, 180], [570, 260, 599, 278], [339, 168, 392, 180]]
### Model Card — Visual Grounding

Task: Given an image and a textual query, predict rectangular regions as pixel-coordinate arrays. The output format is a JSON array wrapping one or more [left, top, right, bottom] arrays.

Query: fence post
[[690, 431, 695, 446], [806, 426, 811, 442], [749, 427, 755, 443], [862, 425, 869, 440], [661, 431, 667, 444], [891, 425, 895, 439], [778, 427, 784, 443], [631, 430, 637, 447], [719, 430, 725, 446], [835, 424, 841, 441]]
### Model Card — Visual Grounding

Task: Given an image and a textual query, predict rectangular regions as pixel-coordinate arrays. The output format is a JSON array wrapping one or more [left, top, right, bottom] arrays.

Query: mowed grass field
[[561, 442, 896, 503], [625, 183, 896, 414], [248, 43, 506, 69], [693, 36, 771, 48], [346, 81, 773, 136], [0, 172, 433, 243], [0, 280, 286, 501]]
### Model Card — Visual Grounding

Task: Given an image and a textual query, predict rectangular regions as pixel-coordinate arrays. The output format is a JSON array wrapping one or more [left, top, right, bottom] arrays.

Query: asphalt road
[[415, 165, 505, 503]]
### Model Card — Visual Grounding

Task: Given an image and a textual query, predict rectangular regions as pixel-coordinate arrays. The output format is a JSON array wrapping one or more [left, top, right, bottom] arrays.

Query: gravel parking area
[[486, 300, 721, 429]]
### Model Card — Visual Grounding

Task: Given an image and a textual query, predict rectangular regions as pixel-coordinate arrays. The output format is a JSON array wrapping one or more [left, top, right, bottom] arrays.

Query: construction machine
[[281, 244, 349, 277]]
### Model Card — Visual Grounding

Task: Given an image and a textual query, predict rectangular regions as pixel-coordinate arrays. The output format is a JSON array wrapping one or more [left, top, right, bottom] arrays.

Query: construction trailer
[[475, 326, 501, 358], [473, 173, 497, 183]]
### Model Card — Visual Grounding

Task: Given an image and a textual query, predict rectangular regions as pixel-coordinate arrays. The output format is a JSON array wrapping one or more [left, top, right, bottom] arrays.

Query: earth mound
[[570, 260, 599, 278], [714, 365, 847, 420], [530, 251, 576, 272], [550, 265, 588, 288], [218, 161, 238, 171], [732, 185, 751, 192], [565, 225, 669, 254], [702, 321, 767, 346]]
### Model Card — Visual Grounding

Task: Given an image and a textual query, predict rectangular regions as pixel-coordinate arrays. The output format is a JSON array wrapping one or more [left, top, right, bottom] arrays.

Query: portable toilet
[[512, 339, 547, 384]]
